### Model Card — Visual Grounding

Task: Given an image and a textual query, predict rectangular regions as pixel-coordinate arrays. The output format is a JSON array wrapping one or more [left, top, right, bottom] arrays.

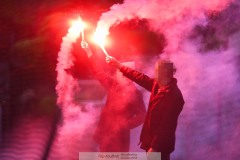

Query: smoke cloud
[[94, 0, 240, 159], [54, 24, 99, 159], [55, 0, 240, 159], [96, 0, 232, 53]]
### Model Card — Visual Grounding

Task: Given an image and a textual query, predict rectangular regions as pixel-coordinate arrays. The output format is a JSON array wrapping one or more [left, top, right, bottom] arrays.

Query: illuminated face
[[155, 60, 174, 85]]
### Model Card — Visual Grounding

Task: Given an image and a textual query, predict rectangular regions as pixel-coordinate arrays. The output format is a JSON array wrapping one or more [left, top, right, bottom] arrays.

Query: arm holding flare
[[81, 40, 93, 58], [106, 56, 154, 92], [81, 40, 113, 89], [106, 56, 123, 69]]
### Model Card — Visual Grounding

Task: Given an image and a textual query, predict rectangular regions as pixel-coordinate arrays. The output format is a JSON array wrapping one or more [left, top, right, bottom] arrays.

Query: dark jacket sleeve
[[120, 66, 154, 92], [89, 57, 113, 90]]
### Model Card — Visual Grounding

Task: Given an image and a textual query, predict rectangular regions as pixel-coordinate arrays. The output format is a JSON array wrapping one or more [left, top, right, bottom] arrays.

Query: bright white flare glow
[[69, 17, 86, 40], [93, 29, 107, 46], [93, 28, 110, 56]]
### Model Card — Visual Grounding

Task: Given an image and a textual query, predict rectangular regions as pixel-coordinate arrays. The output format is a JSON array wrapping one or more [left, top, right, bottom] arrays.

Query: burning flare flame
[[69, 17, 86, 40], [93, 28, 110, 56]]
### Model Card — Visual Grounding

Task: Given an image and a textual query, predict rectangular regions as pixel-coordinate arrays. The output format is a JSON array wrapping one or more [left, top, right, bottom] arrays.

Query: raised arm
[[81, 40, 93, 58], [81, 41, 113, 89], [106, 56, 154, 92]]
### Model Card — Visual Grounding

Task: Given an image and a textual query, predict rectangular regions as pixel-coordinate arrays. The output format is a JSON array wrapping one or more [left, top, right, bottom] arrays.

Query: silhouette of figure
[[81, 41, 146, 152], [106, 56, 184, 160]]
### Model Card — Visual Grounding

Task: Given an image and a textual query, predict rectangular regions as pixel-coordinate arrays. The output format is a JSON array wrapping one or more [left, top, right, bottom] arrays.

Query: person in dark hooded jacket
[[106, 56, 184, 160]]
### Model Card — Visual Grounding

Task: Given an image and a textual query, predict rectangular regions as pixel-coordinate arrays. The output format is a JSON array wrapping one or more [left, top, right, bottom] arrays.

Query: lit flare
[[93, 28, 109, 57], [69, 17, 86, 40]]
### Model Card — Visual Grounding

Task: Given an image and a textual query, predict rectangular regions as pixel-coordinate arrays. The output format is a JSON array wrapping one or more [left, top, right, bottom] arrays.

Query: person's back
[[80, 41, 146, 152], [94, 79, 146, 152]]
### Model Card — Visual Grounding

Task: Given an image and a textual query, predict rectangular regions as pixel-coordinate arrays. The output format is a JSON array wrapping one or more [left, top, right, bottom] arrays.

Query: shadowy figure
[[81, 41, 146, 152], [105, 55, 184, 160]]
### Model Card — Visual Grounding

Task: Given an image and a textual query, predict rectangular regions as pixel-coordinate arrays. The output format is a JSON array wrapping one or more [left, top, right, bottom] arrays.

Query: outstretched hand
[[81, 40, 88, 48], [81, 40, 92, 57], [106, 56, 122, 69]]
